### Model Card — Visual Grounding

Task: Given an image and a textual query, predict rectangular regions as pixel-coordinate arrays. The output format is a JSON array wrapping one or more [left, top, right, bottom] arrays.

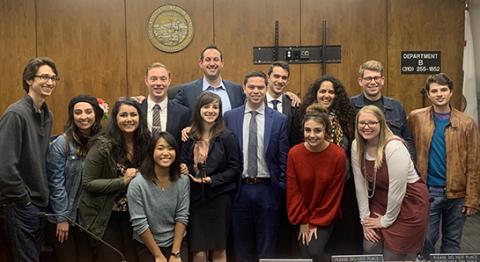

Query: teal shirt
[[427, 112, 450, 187]]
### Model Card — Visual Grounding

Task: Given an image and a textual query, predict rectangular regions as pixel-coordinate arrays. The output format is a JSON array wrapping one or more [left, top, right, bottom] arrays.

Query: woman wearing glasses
[[79, 98, 150, 262], [299, 75, 362, 254], [351, 105, 428, 260]]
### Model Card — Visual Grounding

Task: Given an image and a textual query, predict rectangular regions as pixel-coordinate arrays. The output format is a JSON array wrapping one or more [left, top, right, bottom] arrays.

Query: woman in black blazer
[[181, 92, 242, 262]]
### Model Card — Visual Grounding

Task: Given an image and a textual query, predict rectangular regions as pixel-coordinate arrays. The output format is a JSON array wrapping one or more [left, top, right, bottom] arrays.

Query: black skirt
[[188, 191, 232, 251]]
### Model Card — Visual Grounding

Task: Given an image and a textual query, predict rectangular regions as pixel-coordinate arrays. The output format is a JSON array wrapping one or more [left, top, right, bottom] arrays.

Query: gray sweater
[[0, 96, 52, 207], [127, 173, 190, 247]]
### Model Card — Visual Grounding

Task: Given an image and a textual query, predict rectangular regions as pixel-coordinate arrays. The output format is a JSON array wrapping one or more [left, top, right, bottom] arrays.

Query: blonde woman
[[351, 105, 428, 260]]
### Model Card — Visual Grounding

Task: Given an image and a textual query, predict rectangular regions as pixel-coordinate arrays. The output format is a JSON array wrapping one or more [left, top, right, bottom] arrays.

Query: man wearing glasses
[[0, 57, 58, 262], [350, 60, 415, 158]]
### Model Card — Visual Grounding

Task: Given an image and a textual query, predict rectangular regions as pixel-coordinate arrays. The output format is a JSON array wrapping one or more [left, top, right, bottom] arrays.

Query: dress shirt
[[265, 93, 283, 114], [147, 96, 168, 133], [242, 104, 269, 178], [202, 77, 232, 113]]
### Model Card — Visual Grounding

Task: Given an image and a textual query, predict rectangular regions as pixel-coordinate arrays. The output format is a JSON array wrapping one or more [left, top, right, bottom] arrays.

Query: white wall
[[470, 0, 480, 123]]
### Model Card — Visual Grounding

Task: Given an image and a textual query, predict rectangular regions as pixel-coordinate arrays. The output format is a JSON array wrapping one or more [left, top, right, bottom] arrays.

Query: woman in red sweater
[[287, 104, 346, 262]]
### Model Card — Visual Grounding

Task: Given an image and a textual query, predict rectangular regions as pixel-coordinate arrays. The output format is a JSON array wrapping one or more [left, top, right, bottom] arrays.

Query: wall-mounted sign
[[147, 5, 194, 53], [400, 51, 441, 74]]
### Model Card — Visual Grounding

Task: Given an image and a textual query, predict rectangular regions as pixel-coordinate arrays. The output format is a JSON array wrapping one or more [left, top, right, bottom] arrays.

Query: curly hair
[[300, 75, 356, 140]]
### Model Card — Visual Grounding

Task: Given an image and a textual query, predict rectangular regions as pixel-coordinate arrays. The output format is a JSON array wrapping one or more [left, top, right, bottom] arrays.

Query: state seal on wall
[[147, 5, 194, 53]]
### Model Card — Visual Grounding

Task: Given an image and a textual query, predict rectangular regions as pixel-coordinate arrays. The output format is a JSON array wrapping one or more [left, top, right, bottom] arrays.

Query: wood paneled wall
[[0, 0, 465, 134]]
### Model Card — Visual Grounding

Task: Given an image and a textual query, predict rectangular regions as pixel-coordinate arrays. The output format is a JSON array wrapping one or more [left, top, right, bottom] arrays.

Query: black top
[[0, 96, 53, 207], [181, 128, 242, 199]]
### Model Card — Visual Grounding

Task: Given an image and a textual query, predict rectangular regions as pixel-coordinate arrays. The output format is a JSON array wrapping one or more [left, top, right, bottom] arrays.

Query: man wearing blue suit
[[171, 45, 245, 114], [224, 70, 289, 262], [139, 62, 190, 144]]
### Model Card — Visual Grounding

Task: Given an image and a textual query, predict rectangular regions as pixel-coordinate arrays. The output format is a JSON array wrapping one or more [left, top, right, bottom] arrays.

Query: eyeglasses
[[362, 76, 383, 82], [34, 74, 60, 82], [358, 121, 379, 128]]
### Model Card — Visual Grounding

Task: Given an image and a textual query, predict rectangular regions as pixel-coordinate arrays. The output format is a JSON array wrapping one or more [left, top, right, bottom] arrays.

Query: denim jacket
[[350, 94, 415, 159], [46, 134, 83, 224]]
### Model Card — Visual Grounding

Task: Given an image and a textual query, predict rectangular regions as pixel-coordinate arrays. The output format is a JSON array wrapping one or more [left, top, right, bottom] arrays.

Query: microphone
[[38, 212, 127, 262]]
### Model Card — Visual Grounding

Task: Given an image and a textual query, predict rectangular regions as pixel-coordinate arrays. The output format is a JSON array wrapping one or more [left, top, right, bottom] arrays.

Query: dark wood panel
[[214, 0, 301, 94], [126, 0, 214, 97], [36, 0, 127, 134], [300, 0, 388, 98], [387, 0, 464, 113], [0, 0, 36, 114]]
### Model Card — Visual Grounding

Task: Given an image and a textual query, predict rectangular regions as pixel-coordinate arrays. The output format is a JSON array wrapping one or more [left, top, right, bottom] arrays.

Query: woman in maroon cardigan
[[287, 104, 346, 262]]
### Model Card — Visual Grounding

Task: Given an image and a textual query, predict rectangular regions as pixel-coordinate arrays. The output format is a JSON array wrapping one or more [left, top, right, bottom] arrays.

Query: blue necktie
[[272, 99, 280, 111]]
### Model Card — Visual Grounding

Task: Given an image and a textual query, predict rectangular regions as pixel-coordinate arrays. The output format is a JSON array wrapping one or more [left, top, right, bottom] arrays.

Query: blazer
[[139, 99, 191, 145], [173, 79, 245, 113], [265, 95, 303, 146], [224, 105, 289, 199], [181, 129, 242, 199]]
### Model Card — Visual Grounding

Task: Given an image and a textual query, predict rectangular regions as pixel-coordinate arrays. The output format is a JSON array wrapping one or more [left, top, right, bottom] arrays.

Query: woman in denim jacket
[[46, 95, 104, 261]]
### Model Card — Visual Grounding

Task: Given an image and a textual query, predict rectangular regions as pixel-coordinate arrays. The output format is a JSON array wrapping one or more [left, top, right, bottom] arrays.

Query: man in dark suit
[[265, 61, 302, 258], [265, 61, 302, 146], [224, 70, 289, 262], [171, 45, 245, 114], [139, 62, 190, 144]]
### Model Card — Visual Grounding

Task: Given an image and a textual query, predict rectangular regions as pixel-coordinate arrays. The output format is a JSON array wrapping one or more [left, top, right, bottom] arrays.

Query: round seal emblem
[[147, 5, 194, 53]]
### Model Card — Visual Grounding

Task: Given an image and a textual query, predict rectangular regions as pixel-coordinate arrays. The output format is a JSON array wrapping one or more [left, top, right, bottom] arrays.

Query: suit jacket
[[224, 105, 289, 199], [139, 99, 191, 144], [180, 129, 242, 200], [265, 95, 303, 146], [173, 79, 245, 114]]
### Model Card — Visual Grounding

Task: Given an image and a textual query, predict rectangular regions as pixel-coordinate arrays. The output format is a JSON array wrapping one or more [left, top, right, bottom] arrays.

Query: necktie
[[152, 104, 161, 136], [272, 99, 280, 111], [247, 111, 258, 177]]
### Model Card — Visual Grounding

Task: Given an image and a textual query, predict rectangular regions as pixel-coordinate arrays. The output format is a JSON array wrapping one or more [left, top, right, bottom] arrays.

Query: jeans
[[0, 203, 45, 262], [421, 187, 466, 259]]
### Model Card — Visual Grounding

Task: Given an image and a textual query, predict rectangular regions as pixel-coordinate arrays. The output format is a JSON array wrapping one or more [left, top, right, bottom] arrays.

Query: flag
[[462, 9, 478, 125]]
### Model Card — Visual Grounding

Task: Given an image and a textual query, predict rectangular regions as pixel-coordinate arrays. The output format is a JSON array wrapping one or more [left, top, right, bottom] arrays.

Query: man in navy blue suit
[[139, 62, 190, 144], [224, 70, 289, 262], [171, 45, 245, 114]]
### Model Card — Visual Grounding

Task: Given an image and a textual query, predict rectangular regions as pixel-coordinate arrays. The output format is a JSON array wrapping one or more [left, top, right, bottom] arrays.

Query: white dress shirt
[[265, 93, 283, 114], [242, 103, 269, 178], [147, 96, 168, 133]]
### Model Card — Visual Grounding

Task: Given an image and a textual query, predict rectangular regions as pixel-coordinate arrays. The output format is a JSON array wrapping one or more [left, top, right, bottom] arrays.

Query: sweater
[[0, 95, 52, 207], [127, 173, 190, 247], [287, 143, 346, 227]]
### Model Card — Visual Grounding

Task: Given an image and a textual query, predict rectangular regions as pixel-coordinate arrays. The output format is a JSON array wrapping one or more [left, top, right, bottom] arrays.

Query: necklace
[[362, 157, 376, 198], [153, 177, 170, 192]]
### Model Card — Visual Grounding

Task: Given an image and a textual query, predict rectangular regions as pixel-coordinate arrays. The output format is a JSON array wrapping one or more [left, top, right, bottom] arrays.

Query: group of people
[[0, 45, 478, 262]]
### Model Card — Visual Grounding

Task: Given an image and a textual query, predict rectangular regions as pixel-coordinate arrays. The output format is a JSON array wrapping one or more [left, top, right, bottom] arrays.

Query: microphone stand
[[197, 162, 207, 206], [40, 212, 127, 262]]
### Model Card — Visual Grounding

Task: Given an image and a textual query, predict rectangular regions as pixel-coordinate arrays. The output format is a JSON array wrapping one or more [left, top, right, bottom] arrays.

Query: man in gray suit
[[170, 45, 245, 114]]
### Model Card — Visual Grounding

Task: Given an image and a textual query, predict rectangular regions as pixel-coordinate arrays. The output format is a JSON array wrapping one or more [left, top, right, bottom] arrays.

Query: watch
[[171, 251, 181, 258]]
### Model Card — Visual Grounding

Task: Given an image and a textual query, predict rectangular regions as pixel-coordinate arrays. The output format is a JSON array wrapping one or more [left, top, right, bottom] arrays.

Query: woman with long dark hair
[[46, 95, 104, 261], [79, 97, 150, 262], [299, 75, 362, 254], [181, 92, 241, 262], [127, 132, 190, 262]]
